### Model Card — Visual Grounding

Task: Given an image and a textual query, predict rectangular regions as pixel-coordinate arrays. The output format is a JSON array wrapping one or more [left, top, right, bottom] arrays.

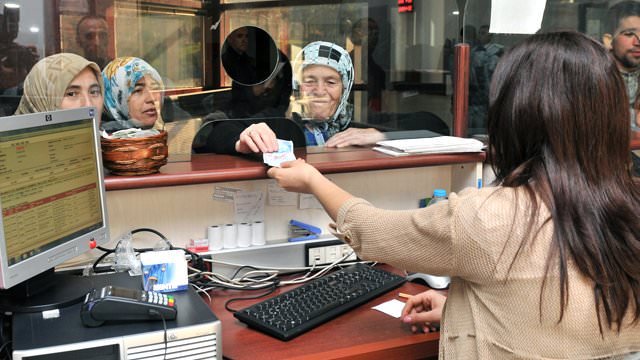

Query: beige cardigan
[[336, 186, 640, 359]]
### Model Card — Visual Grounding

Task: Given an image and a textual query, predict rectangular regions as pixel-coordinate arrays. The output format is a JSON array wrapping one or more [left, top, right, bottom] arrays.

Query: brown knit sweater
[[336, 186, 640, 359]]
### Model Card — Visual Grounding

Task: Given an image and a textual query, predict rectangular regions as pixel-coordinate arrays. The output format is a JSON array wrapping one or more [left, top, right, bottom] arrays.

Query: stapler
[[288, 219, 321, 242]]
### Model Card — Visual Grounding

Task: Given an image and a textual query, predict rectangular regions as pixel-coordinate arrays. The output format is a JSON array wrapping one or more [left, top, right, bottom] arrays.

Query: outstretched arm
[[267, 159, 352, 221]]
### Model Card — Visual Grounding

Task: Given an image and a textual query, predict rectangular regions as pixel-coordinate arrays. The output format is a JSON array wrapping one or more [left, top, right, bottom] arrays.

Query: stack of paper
[[373, 136, 485, 157]]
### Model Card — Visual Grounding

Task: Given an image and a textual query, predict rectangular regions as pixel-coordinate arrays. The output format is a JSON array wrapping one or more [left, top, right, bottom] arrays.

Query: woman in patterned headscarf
[[101, 57, 164, 132], [290, 41, 355, 145], [15, 53, 104, 119], [214, 41, 384, 154]]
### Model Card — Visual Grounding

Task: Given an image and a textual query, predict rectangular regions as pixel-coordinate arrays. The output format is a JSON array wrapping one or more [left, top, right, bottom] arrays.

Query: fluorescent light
[[30, 26, 39, 33], [4, 3, 20, 8], [452, 11, 460, 15]]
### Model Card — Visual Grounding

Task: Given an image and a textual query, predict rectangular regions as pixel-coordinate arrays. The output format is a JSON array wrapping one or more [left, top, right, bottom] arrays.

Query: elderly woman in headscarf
[[222, 41, 384, 154], [15, 53, 104, 119], [101, 57, 164, 132]]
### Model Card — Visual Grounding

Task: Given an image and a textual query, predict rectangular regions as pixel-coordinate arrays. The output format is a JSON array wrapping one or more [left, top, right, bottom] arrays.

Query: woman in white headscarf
[[227, 41, 384, 154]]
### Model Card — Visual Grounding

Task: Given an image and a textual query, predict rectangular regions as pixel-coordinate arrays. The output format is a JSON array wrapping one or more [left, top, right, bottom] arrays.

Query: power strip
[[304, 240, 358, 266]]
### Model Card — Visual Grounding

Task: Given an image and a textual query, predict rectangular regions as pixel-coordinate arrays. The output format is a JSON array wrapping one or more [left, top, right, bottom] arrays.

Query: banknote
[[263, 139, 296, 167]]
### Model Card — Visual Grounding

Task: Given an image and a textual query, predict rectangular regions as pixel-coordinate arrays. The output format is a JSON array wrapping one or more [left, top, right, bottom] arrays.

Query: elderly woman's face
[[127, 75, 161, 128], [60, 67, 103, 121], [300, 65, 343, 120]]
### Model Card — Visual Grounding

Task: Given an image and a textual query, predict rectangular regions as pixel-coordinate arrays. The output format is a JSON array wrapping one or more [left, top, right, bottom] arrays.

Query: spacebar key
[[307, 301, 342, 320]]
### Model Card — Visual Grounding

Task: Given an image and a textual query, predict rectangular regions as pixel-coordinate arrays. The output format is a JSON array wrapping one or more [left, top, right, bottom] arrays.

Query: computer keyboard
[[233, 263, 406, 341]]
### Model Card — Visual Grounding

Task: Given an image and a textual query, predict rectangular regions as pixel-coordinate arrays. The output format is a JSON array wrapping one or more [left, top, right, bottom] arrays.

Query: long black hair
[[488, 31, 640, 332]]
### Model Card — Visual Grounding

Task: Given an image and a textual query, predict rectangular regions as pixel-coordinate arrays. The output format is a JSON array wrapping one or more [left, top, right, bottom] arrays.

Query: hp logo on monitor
[[45, 114, 52, 122]]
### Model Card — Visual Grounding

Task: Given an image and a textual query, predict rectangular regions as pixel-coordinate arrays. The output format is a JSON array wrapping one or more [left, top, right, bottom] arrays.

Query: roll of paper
[[207, 225, 223, 251], [251, 221, 266, 246], [222, 223, 237, 249], [237, 222, 252, 248]]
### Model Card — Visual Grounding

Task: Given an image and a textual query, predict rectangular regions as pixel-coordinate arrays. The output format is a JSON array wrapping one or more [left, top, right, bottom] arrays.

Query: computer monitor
[[0, 107, 109, 312]]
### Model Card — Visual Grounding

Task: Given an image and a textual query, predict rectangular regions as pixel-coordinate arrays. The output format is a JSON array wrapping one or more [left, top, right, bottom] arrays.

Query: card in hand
[[263, 139, 295, 167]]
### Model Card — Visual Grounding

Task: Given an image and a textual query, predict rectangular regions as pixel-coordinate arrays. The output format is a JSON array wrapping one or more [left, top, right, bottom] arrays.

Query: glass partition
[[1, 0, 466, 153], [462, 0, 639, 137]]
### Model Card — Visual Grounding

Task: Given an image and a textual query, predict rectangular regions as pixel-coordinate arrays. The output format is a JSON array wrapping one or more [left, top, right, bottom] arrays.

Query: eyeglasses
[[614, 29, 640, 42]]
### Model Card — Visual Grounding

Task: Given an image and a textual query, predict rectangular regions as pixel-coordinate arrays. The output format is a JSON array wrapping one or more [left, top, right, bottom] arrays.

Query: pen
[[398, 292, 412, 299]]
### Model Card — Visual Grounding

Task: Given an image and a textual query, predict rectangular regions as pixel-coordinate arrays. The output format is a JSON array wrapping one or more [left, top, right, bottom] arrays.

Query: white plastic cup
[[237, 222, 252, 248], [207, 225, 223, 251], [222, 223, 237, 249], [251, 221, 266, 246]]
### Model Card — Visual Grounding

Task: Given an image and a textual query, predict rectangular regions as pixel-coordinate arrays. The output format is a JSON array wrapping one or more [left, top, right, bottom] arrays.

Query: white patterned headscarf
[[292, 41, 354, 138]]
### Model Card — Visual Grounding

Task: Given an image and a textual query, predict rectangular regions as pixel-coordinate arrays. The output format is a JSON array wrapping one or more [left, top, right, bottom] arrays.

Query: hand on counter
[[325, 127, 385, 148], [401, 289, 447, 333]]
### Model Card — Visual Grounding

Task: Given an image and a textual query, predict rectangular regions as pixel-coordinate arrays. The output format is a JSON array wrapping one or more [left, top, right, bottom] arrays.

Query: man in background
[[76, 15, 110, 69], [603, 1, 640, 176], [603, 0, 640, 131]]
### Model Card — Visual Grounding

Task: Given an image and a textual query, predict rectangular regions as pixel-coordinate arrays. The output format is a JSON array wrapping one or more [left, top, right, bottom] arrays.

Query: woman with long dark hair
[[267, 32, 640, 358]]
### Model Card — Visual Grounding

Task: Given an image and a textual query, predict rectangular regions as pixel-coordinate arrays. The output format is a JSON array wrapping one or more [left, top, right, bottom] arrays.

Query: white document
[[299, 193, 323, 209], [374, 136, 484, 156], [267, 180, 298, 206], [234, 191, 265, 223], [213, 186, 241, 202], [490, 0, 546, 34], [372, 299, 405, 318]]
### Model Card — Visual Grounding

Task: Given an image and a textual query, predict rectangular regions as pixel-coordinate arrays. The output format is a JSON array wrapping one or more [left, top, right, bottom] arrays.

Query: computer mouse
[[406, 273, 450, 290]]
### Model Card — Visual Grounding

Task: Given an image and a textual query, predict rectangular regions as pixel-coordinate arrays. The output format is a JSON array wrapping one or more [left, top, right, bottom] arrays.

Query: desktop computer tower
[[11, 272, 222, 359]]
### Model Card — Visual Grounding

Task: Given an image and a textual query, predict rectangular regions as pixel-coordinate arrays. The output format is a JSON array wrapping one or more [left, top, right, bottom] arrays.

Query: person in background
[[602, 1, 640, 176], [76, 15, 110, 69], [101, 57, 164, 132], [603, 0, 640, 130], [350, 17, 385, 113], [267, 32, 640, 357], [468, 24, 503, 135], [15, 53, 103, 120], [221, 27, 256, 86]]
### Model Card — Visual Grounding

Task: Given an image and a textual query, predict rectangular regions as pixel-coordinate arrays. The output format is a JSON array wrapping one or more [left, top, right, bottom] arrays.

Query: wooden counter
[[104, 147, 486, 191], [207, 264, 440, 360]]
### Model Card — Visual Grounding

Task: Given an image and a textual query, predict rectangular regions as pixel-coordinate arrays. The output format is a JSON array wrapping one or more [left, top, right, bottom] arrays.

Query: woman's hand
[[401, 290, 447, 333], [267, 159, 321, 194], [235, 122, 278, 154], [325, 128, 385, 148]]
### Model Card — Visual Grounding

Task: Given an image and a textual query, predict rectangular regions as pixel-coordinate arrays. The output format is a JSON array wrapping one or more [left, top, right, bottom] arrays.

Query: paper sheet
[[267, 180, 298, 206], [299, 193, 323, 209], [234, 191, 265, 223], [372, 299, 405, 318], [490, 0, 546, 34]]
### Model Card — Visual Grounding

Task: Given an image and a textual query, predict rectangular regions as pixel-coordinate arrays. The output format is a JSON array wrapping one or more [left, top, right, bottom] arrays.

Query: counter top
[[104, 147, 486, 191]]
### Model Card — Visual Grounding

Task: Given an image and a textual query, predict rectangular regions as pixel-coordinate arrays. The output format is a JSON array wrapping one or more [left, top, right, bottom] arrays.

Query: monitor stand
[[0, 269, 95, 313]]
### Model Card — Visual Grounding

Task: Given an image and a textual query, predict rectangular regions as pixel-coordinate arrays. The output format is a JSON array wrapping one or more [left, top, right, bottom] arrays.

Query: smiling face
[[300, 65, 343, 120], [127, 75, 160, 128], [606, 16, 640, 72], [60, 67, 103, 121]]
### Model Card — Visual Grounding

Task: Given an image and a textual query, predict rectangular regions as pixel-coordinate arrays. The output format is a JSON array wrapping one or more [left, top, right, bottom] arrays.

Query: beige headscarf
[[15, 53, 103, 114]]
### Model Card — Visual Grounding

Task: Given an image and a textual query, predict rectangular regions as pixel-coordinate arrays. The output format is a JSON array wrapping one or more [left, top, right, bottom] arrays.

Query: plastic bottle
[[427, 188, 447, 206], [408, 188, 451, 289]]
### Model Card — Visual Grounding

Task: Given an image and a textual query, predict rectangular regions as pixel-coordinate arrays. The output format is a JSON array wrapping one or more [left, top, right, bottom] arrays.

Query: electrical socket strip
[[305, 240, 358, 266]]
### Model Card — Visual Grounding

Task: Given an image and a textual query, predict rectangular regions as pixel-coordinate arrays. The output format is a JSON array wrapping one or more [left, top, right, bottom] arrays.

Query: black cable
[[224, 281, 279, 313], [0, 340, 11, 360], [150, 310, 168, 360]]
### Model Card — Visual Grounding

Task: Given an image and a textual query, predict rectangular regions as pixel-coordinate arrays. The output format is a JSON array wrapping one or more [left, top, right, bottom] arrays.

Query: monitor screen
[[0, 108, 109, 291]]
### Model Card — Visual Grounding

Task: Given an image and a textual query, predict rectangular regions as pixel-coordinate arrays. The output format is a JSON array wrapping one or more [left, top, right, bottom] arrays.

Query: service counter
[[102, 148, 485, 253]]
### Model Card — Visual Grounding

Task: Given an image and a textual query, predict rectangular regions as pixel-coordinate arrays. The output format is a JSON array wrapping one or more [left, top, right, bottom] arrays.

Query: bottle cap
[[433, 189, 447, 197]]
